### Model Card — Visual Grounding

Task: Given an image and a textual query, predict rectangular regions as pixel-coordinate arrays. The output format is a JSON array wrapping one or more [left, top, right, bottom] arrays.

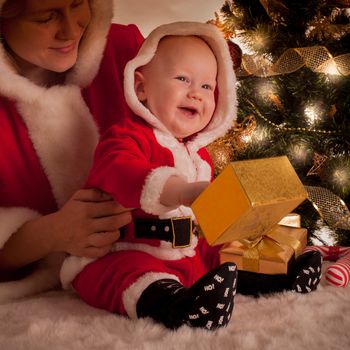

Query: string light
[[288, 141, 311, 163], [320, 59, 342, 75], [304, 103, 323, 125], [333, 168, 349, 187], [257, 81, 276, 101]]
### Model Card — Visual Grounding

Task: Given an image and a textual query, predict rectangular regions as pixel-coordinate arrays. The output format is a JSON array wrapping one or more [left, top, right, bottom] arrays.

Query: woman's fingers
[[88, 230, 121, 248], [89, 200, 132, 218], [91, 211, 132, 232], [83, 245, 113, 259], [72, 188, 113, 202]]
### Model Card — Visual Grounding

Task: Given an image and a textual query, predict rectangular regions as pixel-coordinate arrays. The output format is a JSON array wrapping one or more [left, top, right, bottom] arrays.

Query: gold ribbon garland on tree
[[212, 1, 350, 77], [238, 46, 350, 77], [306, 186, 350, 230]]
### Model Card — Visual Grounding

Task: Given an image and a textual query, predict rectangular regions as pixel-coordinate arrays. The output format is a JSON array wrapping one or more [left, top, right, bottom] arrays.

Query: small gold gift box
[[219, 224, 307, 274], [191, 156, 307, 246]]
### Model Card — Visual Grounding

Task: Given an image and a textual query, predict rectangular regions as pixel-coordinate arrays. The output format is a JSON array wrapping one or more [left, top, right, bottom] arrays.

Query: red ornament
[[227, 40, 242, 70]]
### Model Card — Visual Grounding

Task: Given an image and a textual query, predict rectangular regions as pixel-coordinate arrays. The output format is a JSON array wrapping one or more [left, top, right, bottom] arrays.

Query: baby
[[61, 21, 322, 331]]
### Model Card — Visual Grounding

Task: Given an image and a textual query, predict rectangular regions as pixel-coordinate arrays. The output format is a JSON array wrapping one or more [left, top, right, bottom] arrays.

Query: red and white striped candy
[[303, 246, 350, 287]]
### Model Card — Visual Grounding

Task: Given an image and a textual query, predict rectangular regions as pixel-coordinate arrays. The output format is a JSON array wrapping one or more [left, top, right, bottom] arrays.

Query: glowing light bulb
[[257, 81, 275, 100], [322, 59, 341, 76], [304, 103, 322, 125], [289, 142, 309, 163], [333, 168, 349, 187]]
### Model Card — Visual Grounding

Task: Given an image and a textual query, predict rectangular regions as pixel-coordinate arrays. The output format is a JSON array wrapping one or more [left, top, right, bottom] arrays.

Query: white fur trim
[[0, 207, 41, 249], [18, 86, 99, 207], [122, 272, 180, 319], [59, 234, 198, 289], [60, 256, 94, 289], [0, 253, 64, 303], [140, 166, 185, 215], [154, 130, 212, 184], [0, 207, 64, 303], [67, 0, 113, 87], [124, 21, 237, 152]]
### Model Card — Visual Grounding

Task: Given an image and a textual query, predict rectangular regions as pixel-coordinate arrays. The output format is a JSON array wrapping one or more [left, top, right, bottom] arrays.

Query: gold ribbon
[[240, 225, 303, 272], [238, 46, 350, 77]]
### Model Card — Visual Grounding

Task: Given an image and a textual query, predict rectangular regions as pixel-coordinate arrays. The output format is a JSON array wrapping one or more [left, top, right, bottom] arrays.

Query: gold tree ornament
[[259, 0, 289, 25], [207, 141, 235, 173], [207, 115, 257, 173], [307, 153, 329, 177], [306, 186, 350, 230]]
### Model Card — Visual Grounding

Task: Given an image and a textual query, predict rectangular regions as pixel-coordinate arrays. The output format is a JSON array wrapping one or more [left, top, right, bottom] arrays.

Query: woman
[[0, 0, 143, 301]]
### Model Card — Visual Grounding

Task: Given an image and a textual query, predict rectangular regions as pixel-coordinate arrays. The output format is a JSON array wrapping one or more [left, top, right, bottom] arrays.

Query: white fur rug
[[1, 269, 349, 350]]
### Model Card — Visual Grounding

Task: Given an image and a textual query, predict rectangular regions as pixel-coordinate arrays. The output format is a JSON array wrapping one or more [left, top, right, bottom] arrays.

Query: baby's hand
[[160, 176, 209, 207], [179, 181, 210, 207]]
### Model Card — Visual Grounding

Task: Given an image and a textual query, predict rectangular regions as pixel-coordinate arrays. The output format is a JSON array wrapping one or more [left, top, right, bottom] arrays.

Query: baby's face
[[136, 36, 217, 139]]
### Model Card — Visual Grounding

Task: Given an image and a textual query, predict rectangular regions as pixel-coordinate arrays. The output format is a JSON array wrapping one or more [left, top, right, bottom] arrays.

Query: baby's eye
[[175, 76, 189, 83], [202, 84, 213, 90]]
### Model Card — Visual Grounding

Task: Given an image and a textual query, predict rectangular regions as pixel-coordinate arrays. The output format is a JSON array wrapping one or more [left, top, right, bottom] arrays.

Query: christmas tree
[[208, 0, 350, 245]]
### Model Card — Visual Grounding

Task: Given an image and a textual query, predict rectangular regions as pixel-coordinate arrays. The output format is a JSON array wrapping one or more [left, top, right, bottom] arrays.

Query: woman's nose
[[56, 14, 82, 40]]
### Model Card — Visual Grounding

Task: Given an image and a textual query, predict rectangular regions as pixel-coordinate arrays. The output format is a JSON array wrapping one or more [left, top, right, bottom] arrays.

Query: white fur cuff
[[140, 166, 185, 215], [0, 207, 41, 249]]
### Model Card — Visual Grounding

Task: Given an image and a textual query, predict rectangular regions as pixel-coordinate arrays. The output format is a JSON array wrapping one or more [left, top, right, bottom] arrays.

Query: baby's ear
[[134, 71, 147, 102]]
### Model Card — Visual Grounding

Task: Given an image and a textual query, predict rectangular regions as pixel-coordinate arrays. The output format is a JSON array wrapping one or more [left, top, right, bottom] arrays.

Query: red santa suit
[[63, 22, 238, 319], [0, 0, 143, 302]]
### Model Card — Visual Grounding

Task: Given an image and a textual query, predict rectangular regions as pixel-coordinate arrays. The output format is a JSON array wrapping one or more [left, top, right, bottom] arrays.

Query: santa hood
[[124, 21, 237, 152], [0, 0, 113, 100]]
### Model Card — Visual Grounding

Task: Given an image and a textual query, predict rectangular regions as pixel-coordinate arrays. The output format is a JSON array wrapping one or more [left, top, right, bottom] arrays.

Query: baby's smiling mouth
[[178, 106, 198, 117]]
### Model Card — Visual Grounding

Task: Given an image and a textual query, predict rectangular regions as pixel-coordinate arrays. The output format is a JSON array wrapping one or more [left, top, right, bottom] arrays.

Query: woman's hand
[[50, 189, 132, 258], [0, 189, 131, 272]]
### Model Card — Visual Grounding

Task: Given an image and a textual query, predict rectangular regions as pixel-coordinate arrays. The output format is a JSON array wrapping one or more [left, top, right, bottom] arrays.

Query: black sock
[[288, 250, 322, 293], [237, 251, 322, 296], [136, 262, 237, 330], [237, 270, 289, 297]]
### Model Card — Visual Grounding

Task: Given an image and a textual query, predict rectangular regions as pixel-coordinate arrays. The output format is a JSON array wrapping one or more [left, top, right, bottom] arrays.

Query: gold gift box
[[219, 224, 307, 274], [191, 156, 307, 245]]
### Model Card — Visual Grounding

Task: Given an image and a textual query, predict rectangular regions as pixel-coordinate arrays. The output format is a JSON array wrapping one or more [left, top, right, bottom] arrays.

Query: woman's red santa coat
[[0, 0, 143, 301]]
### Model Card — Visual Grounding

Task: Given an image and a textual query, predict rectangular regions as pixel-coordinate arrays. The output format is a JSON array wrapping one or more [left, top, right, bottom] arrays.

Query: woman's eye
[[35, 12, 55, 23], [71, 0, 84, 8]]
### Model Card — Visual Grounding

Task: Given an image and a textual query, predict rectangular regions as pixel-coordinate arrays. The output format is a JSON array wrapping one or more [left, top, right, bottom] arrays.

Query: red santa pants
[[72, 238, 221, 315]]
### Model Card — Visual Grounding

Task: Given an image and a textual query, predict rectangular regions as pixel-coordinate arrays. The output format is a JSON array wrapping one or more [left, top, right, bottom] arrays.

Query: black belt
[[134, 217, 193, 248]]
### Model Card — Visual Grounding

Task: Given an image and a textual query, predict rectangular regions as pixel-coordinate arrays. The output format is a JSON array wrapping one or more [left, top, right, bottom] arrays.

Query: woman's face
[[1, 0, 91, 73]]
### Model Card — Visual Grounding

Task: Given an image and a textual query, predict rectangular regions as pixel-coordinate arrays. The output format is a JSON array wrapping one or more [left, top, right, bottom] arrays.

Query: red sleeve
[[86, 121, 165, 209], [198, 147, 214, 180]]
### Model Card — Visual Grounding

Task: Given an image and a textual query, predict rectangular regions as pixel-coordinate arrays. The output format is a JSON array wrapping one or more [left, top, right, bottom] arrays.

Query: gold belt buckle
[[170, 216, 192, 248]]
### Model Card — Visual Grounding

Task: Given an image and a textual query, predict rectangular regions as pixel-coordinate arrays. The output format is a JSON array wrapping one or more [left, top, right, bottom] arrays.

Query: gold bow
[[240, 225, 303, 272]]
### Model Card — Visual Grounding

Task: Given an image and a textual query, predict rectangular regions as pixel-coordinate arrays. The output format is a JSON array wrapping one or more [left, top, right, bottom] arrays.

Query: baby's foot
[[290, 251, 322, 293], [186, 262, 237, 330]]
